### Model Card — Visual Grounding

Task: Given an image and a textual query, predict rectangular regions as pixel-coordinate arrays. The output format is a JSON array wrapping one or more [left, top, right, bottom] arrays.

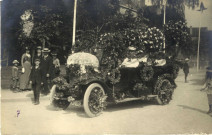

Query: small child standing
[[29, 59, 43, 105], [11, 60, 20, 92]]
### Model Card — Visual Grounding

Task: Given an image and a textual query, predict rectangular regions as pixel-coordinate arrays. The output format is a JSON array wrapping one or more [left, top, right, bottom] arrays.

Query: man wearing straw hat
[[41, 48, 53, 95]]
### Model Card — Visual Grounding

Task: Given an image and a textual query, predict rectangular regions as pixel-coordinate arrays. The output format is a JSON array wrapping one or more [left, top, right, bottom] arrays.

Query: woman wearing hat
[[20, 47, 32, 90], [51, 52, 60, 79]]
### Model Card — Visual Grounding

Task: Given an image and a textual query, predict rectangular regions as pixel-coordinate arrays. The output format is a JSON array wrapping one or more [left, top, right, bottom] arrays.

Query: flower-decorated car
[[50, 50, 180, 117]]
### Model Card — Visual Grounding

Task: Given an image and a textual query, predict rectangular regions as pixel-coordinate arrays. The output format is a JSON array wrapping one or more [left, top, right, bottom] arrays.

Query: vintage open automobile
[[50, 52, 179, 117]]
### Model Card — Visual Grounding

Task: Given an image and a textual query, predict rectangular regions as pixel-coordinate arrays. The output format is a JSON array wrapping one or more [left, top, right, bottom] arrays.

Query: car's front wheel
[[154, 79, 174, 105], [83, 83, 107, 117]]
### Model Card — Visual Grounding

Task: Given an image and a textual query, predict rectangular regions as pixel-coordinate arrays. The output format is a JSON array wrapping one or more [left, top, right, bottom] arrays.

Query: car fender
[[81, 78, 110, 94]]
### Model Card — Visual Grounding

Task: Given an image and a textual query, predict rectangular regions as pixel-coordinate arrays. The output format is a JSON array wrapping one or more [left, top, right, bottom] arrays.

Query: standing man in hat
[[183, 58, 190, 83], [30, 58, 43, 105], [33, 46, 42, 65], [41, 48, 53, 95]]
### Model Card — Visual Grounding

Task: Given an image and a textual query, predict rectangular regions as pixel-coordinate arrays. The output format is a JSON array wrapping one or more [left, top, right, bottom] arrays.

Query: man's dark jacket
[[41, 55, 53, 78], [30, 66, 43, 84]]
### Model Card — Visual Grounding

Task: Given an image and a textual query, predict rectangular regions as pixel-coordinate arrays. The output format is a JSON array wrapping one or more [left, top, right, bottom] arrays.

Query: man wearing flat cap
[[41, 48, 53, 95]]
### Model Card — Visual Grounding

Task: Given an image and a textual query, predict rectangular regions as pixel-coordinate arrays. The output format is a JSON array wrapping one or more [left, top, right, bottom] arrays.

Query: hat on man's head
[[25, 46, 30, 50], [34, 58, 41, 62], [185, 58, 189, 61], [128, 46, 137, 51], [42, 48, 50, 53], [37, 46, 42, 50], [12, 60, 19, 64]]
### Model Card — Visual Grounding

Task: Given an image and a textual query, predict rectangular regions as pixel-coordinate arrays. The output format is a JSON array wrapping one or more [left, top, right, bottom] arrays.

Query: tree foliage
[[18, 6, 63, 49], [164, 20, 192, 57], [185, 0, 200, 10], [2, 0, 199, 66]]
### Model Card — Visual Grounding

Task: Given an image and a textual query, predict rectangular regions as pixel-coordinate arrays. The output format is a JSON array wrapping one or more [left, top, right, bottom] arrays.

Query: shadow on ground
[[26, 93, 33, 98], [105, 100, 156, 112], [45, 104, 88, 117], [190, 78, 205, 86], [46, 99, 158, 118], [178, 105, 207, 114]]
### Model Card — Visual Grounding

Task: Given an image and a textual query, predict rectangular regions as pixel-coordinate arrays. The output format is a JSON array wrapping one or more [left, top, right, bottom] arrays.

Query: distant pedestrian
[[20, 47, 32, 90], [29, 59, 43, 105], [51, 52, 60, 79], [11, 60, 20, 92], [41, 48, 53, 95], [183, 58, 189, 83]]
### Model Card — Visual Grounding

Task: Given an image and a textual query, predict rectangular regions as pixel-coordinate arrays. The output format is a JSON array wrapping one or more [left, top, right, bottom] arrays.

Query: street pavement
[[1, 68, 212, 134]]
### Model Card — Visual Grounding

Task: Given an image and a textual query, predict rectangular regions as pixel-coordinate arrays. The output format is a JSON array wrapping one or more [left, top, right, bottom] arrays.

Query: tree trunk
[[32, 49, 35, 64], [7, 51, 9, 67]]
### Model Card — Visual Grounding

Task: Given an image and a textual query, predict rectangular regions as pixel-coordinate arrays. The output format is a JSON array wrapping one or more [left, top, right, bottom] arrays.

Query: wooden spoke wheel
[[83, 83, 106, 117], [155, 79, 173, 105]]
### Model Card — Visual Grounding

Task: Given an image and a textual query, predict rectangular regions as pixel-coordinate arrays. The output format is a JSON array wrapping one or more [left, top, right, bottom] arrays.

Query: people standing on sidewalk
[[51, 52, 60, 79], [33, 46, 42, 64], [30, 59, 43, 105], [19, 47, 32, 91], [11, 60, 20, 92], [183, 58, 189, 83], [41, 48, 53, 95]]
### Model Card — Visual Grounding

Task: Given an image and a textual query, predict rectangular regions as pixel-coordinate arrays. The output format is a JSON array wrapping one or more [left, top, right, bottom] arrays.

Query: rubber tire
[[155, 79, 173, 105], [83, 83, 105, 118]]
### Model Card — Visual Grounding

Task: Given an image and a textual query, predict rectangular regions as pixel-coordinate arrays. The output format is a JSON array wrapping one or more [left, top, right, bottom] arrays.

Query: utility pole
[[163, 0, 167, 53], [197, 13, 201, 72], [197, 2, 207, 71], [72, 0, 77, 53]]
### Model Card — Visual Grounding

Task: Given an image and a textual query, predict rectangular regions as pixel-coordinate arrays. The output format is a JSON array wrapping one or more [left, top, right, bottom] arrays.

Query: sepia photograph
[[1, 0, 212, 134]]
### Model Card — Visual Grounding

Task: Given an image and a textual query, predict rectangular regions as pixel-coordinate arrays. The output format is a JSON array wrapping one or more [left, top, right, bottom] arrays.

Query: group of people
[[11, 46, 60, 105], [183, 58, 212, 117]]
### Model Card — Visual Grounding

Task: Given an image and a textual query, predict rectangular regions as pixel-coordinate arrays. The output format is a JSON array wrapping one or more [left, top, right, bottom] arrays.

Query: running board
[[114, 95, 158, 103]]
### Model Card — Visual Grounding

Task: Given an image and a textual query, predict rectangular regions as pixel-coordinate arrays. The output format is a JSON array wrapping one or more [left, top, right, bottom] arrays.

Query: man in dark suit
[[30, 59, 43, 105], [33, 46, 42, 65], [41, 48, 53, 95]]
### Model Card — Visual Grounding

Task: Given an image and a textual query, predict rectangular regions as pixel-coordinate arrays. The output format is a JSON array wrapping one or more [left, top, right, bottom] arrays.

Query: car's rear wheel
[[83, 83, 106, 117], [154, 79, 173, 105], [50, 85, 70, 110]]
